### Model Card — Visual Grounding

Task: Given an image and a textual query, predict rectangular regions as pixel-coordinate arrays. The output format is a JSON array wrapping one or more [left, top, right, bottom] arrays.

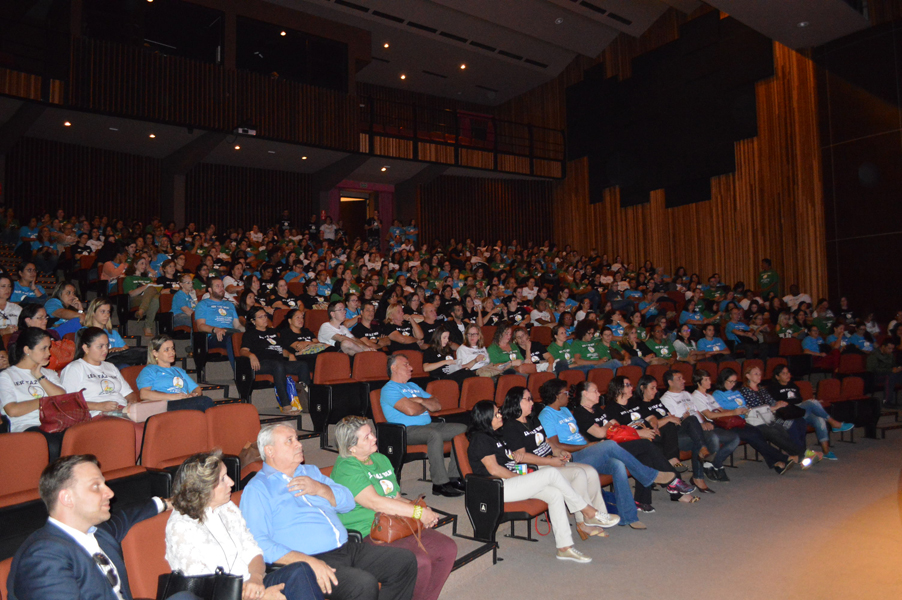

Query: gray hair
[[334, 416, 370, 458], [257, 423, 292, 461], [386, 353, 405, 378]]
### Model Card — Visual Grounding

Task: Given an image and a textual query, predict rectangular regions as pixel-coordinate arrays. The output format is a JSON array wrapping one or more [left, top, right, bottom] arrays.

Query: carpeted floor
[[298, 419, 902, 600]]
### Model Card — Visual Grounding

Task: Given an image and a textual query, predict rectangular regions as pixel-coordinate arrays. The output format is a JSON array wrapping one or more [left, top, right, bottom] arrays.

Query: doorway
[[339, 194, 368, 244]]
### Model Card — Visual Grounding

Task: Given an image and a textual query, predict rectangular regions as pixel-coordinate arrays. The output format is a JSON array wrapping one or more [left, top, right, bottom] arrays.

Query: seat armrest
[[375, 422, 407, 475], [347, 530, 363, 544], [221, 455, 241, 493]]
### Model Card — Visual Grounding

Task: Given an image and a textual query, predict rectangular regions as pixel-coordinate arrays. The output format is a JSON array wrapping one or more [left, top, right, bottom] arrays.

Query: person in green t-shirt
[[486, 323, 527, 371], [570, 321, 622, 372], [758, 258, 780, 298], [645, 325, 677, 364], [123, 255, 160, 337], [331, 416, 458, 600]]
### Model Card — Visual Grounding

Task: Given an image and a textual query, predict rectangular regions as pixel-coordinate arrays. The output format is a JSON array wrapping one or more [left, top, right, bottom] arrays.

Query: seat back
[[0, 556, 11, 600], [271, 309, 290, 328], [120, 365, 145, 395], [352, 351, 388, 382], [0, 432, 48, 502], [675, 361, 700, 381], [494, 374, 528, 406], [121, 509, 170, 600], [527, 372, 555, 402], [141, 411, 209, 469], [231, 331, 243, 357], [742, 359, 765, 377], [587, 368, 614, 393], [61, 418, 137, 473], [426, 379, 461, 412], [158, 293, 173, 313], [287, 281, 305, 296], [764, 357, 788, 381], [616, 365, 643, 386], [530, 326, 552, 346], [481, 326, 497, 344], [836, 353, 866, 375], [206, 403, 261, 456], [796, 379, 814, 401], [370, 389, 387, 424], [558, 369, 585, 389], [779, 338, 803, 356], [453, 433, 473, 478], [306, 310, 330, 336], [460, 377, 495, 411], [313, 352, 352, 385], [394, 350, 428, 378], [816, 378, 842, 403], [718, 361, 742, 377], [646, 364, 669, 388], [841, 376, 866, 400]]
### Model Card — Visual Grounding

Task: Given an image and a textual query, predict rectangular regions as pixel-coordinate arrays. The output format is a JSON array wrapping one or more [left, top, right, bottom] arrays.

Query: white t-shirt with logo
[[0, 366, 64, 432], [318, 322, 353, 346], [61, 359, 132, 416]]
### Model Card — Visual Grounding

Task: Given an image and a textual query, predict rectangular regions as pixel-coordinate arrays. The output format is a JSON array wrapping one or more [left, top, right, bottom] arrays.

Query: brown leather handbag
[[39, 389, 91, 433], [370, 495, 428, 551], [712, 416, 746, 430]]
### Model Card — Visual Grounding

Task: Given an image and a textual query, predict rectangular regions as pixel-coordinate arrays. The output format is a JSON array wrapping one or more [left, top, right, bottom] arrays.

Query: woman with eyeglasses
[[455, 324, 492, 373], [0, 275, 23, 336]]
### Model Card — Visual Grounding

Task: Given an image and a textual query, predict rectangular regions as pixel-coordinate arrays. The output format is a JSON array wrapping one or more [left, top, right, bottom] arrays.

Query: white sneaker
[[557, 547, 592, 563], [583, 513, 621, 528]]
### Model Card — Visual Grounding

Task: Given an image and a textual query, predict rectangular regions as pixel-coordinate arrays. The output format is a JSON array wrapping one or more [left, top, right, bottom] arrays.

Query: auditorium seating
[[0, 433, 47, 508]]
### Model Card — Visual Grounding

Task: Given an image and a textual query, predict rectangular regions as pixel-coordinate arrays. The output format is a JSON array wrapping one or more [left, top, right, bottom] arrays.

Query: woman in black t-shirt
[[239, 307, 310, 413], [423, 326, 474, 385], [278, 308, 326, 378], [632, 376, 688, 472], [513, 327, 554, 372], [267, 279, 301, 310], [466, 400, 609, 563], [382, 304, 423, 354], [499, 386, 619, 539]]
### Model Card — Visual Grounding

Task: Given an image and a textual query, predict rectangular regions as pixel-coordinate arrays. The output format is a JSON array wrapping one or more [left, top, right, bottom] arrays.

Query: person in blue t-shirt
[[724, 308, 767, 360], [696, 323, 731, 361], [136, 335, 214, 411], [194, 277, 243, 370], [380, 354, 466, 497], [404, 220, 419, 246], [846, 323, 874, 353], [44, 283, 85, 336], [11, 262, 47, 304], [170, 274, 198, 329]]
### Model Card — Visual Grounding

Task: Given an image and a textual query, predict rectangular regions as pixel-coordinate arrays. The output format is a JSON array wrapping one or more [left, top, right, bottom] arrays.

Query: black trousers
[[618, 439, 676, 504], [315, 541, 418, 600]]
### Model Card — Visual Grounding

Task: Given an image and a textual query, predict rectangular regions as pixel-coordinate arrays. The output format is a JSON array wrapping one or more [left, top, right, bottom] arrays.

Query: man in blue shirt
[[724, 308, 767, 360], [241, 424, 417, 600], [380, 355, 466, 497], [194, 277, 243, 369]]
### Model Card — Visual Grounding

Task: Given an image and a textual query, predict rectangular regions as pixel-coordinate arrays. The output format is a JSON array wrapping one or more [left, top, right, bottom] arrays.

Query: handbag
[[606, 422, 640, 443], [156, 567, 242, 600], [39, 389, 91, 433], [712, 415, 746, 430], [775, 404, 806, 421], [370, 495, 427, 551]]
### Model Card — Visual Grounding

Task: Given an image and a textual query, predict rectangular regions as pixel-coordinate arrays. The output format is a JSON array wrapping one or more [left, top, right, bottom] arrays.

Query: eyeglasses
[[92, 553, 119, 589]]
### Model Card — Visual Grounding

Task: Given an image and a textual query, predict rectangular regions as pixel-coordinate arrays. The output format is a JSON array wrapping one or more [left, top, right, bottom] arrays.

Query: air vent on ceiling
[[439, 31, 468, 43], [334, 0, 369, 12], [579, 1, 607, 15], [524, 58, 548, 68], [607, 12, 632, 25], [422, 70, 448, 79], [469, 41, 496, 52], [372, 10, 404, 23], [476, 84, 499, 92], [371, 56, 390, 63], [498, 50, 523, 60], [407, 21, 439, 33]]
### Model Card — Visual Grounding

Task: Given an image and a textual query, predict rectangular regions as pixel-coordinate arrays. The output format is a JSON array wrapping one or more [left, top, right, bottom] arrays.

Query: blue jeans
[[207, 333, 236, 371], [799, 400, 830, 443], [677, 421, 739, 478], [572, 441, 659, 525]]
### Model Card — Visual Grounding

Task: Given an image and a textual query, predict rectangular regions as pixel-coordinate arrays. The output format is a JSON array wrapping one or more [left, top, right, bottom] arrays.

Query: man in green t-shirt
[[758, 258, 780, 298]]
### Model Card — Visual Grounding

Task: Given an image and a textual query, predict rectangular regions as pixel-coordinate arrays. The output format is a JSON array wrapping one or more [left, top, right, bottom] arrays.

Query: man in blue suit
[[7, 454, 194, 600]]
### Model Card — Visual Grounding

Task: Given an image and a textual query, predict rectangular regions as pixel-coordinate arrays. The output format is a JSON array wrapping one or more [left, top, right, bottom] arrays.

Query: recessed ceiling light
[[555, 17, 564, 25], [268, 150, 276, 154], [63, 121, 71, 127], [149, 134, 156, 138], [381, 166, 389, 171], [234, 145, 240, 150], [383, 43, 390, 48], [109, 127, 118, 131], [301, 156, 307, 160], [400, 74, 406, 80], [460, 64, 466, 69], [797, 21, 809, 28], [280, 31, 286, 36]]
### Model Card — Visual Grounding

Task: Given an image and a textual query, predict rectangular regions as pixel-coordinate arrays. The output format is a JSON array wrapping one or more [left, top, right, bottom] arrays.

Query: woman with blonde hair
[[82, 297, 147, 367], [455, 323, 492, 375]]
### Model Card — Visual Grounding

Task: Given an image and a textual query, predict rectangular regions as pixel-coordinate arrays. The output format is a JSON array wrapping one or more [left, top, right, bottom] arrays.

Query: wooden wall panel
[[417, 176, 553, 245], [551, 44, 826, 298], [184, 163, 314, 231], [4, 137, 162, 221]]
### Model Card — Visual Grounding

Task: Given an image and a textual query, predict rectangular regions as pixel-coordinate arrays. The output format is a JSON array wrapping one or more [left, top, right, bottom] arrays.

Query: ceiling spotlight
[[797, 21, 809, 28], [63, 121, 71, 127], [460, 64, 466, 69], [383, 42, 390, 48], [381, 167, 387, 172], [280, 31, 286, 36], [301, 156, 307, 160], [268, 150, 276, 154], [555, 17, 564, 25], [109, 127, 118, 131], [149, 134, 156, 138], [400, 74, 406, 80], [234, 145, 240, 150]]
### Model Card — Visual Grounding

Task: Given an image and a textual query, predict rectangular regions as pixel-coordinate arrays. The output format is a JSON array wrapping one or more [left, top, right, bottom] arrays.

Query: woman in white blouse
[[456, 324, 491, 372], [166, 452, 322, 600], [60, 327, 137, 416]]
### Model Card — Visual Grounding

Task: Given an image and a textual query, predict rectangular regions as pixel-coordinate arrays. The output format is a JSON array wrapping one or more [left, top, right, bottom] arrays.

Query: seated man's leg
[[406, 424, 455, 485], [436, 422, 467, 479], [339, 339, 363, 355], [264, 561, 325, 600], [318, 542, 417, 600]]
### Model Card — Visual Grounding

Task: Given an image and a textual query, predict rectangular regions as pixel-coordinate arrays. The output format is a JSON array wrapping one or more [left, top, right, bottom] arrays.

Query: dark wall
[[816, 20, 902, 320]]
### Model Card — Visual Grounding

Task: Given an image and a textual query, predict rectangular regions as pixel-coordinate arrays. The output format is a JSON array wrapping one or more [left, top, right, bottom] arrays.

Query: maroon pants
[[365, 528, 457, 600]]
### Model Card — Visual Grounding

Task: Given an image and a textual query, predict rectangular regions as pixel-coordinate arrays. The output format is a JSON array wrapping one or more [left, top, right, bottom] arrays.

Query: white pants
[[501, 467, 588, 549], [540, 462, 607, 523]]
